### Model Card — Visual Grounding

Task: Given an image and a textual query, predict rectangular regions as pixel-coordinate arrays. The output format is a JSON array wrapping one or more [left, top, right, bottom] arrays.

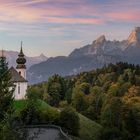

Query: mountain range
[[2, 50, 47, 68], [20, 27, 140, 83]]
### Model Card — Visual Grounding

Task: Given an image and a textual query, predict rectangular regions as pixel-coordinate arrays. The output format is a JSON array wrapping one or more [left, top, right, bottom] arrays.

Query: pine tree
[[0, 55, 14, 121]]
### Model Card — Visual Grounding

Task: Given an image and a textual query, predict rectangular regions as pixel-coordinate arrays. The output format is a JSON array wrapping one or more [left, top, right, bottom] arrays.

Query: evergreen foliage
[[0, 56, 14, 120], [0, 56, 16, 139]]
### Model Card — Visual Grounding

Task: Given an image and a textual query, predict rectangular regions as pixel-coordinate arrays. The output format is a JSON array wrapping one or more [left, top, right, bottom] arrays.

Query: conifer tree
[[0, 55, 14, 121]]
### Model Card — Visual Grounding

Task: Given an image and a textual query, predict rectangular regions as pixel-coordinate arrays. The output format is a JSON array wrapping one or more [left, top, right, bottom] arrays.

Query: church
[[9, 44, 28, 100]]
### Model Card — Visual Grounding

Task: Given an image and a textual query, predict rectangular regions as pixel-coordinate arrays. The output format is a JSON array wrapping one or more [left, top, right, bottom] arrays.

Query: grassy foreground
[[13, 99, 54, 114]]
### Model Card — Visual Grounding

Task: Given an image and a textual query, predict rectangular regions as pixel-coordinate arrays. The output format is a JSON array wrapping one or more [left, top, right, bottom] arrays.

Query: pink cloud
[[106, 10, 140, 22], [47, 17, 103, 24], [0, 8, 41, 23], [0, 0, 102, 24], [0, 0, 139, 25]]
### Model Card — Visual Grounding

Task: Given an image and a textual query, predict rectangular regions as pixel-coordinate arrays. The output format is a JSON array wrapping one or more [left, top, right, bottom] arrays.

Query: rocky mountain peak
[[127, 27, 140, 44], [27, 27, 140, 84], [95, 35, 106, 44], [39, 53, 47, 58]]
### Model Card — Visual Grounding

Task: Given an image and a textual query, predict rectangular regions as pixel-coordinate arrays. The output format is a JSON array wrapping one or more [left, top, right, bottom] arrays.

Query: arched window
[[18, 83, 20, 94], [19, 71, 21, 75]]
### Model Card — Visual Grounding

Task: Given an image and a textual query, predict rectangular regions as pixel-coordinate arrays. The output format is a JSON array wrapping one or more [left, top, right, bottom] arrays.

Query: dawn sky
[[0, 0, 140, 57]]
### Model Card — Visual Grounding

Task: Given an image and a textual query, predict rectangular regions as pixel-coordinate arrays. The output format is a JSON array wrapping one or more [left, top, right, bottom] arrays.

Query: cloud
[[0, 0, 139, 57], [106, 10, 140, 22], [0, 0, 139, 27], [0, 0, 102, 25], [46, 17, 103, 24]]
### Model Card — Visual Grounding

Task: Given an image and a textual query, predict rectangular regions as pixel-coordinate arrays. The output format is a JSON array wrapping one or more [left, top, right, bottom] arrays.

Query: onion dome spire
[[16, 41, 26, 69], [20, 43, 23, 55]]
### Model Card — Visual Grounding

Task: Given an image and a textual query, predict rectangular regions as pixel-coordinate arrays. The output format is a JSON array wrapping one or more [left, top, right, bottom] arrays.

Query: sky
[[0, 0, 140, 57]]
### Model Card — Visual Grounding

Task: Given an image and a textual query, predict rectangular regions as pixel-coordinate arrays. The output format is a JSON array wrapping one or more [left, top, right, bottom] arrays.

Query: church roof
[[9, 67, 27, 82]]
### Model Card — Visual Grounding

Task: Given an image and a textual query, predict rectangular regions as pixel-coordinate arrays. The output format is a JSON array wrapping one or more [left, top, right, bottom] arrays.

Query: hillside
[[13, 99, 101, 140], [27, 27, 140, 84], [28, 62, 140, 140], [78, 114, 102, 140]]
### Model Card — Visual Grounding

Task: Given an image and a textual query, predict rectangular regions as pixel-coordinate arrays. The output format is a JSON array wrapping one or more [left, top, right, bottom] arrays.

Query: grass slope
[[79, 113, 102, 140], [13, 100, 102, 140], [13, 100, 27, 112], [13, 99, 54, 113]]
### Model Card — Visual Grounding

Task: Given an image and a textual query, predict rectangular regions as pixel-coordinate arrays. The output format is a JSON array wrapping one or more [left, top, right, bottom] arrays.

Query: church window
[[18, 83, 20, 94], [19, 71, 21, 75]]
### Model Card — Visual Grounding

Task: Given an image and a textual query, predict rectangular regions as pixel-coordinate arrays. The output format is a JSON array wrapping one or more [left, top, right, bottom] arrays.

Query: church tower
[[16, 42, 27, 79]]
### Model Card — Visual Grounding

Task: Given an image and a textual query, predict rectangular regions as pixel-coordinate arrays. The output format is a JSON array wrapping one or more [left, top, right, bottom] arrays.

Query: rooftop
[[9, 67, 27, 82]]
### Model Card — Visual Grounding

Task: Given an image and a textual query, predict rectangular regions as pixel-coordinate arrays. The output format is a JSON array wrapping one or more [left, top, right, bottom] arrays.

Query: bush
[[41, 108, 60, 124], [0, 114, 23, 140], [19, 101, 41, 125], [100, 127, 122, 140], [26, 87, 43, 100], [60, 107, 80, 136], [59, 101, 68, 108]]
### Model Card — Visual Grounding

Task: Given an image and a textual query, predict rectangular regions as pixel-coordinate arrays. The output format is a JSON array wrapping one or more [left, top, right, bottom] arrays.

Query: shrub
[[41, 108, 60, 124], [19, 101, 41, 125], [100, 127, 122, 140], [60, 107, 80, 136], [59, 101, 68, 108]]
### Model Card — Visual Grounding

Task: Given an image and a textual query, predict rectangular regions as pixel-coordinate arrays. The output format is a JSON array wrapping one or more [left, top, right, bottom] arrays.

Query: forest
[[0, 56, 140, 140], [27, 62, 140, 140]]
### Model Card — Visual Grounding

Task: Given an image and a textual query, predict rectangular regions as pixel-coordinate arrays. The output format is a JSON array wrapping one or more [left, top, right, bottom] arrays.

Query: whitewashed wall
[[13, 82, 27, 100], [16, 68, 26, 79]]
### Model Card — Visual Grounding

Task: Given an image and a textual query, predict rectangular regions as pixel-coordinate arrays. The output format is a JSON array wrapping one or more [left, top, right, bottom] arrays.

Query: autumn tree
[[47, 75, 67, 106]]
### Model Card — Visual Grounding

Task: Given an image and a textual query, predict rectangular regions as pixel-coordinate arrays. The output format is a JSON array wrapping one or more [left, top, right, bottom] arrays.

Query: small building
[[9, 45, 28, 100]]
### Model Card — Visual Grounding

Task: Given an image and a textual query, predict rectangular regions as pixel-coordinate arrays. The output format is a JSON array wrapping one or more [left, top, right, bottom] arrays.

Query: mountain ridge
[[27, 27, 140, 84], [127, 27, 140, 44], [0, 50, 48, 69]]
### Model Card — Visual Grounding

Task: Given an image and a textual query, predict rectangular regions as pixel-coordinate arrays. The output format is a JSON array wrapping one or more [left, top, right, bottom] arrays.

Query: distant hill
[[2, 50, 47, 69], [27, 27, 140, 84]]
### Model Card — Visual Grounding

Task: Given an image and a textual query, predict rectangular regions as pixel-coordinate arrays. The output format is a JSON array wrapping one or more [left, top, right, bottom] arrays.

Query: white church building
[[9, 45, 28, 100]]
